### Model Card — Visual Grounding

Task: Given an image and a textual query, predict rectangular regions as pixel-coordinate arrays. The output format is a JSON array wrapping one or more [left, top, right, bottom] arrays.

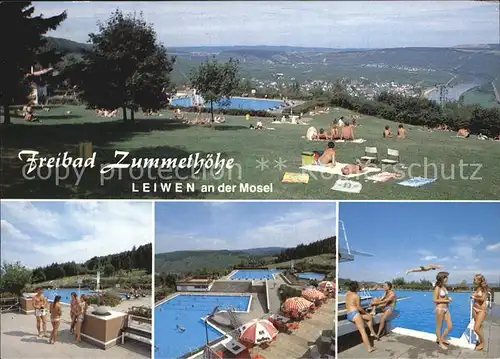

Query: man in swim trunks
[[346, 281, 377, 352], [33, 287, 48, 337], [369, 282, 397, 337], [317, 142, 336, 167], [405, 264, 444, 275]]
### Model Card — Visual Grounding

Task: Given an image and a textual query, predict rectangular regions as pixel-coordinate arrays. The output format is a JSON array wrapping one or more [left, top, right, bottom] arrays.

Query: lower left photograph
[[0, 201, 153, 359]]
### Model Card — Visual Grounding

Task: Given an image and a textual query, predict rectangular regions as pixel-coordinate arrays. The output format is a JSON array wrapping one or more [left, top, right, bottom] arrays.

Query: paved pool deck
[[339, 303, 500, 359], [1, 297, 152, 359]]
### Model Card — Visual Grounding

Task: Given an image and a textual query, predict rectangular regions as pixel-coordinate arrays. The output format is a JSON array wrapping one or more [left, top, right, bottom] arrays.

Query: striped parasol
[[318, 281, 335, 291], [302, 288, 326, 301], [282, 297, 313, 313], [239, 319, 278, 345]]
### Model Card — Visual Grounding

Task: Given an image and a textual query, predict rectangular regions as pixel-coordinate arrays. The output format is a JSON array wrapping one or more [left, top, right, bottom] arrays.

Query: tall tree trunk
[[122, 107, 127, 122], [210, 101, 214, 129], [130, 108, 135, 123], [2, 104, 11, 124]]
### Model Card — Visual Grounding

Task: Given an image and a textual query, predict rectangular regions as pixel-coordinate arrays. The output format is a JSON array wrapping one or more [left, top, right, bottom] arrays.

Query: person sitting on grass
[[457, 128, 470, 138], [397, 124, 407, 139], [317, 142, 336, 167], [406, 264, 444, 275], [495, 135, 500, 141], [383, 125, 392, 138], [341, 122, 355, 140], [346, 281, 377, 353], [369, 282, 397, 338], [313, 128, 330, 140], [330, 124, 340, 140], [255, 120, 264, 130]]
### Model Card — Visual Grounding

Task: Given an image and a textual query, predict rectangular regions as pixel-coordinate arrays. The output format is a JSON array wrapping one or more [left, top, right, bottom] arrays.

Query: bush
[[86, 292, 121, 307], [128, 305, 151, 318], [47, 96, 81, 106], [168, 105, 274, 118], [0, 292, 18, 298], [155, 286, 175, 302], [278, 285, 302, 302]]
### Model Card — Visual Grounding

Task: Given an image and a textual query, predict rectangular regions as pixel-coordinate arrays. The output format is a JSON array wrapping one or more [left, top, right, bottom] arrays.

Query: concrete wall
[[209, 281, 252, 293], [81, 310, 127, 350], [20, 297, 34, 314]]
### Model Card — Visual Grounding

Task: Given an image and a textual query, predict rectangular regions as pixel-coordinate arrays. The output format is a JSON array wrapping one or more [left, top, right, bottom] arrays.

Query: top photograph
[[1, 1, 499, 200]]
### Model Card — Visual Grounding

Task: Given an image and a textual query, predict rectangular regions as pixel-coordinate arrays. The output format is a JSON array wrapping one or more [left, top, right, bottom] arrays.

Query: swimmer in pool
[[346, 281, 377, 352], [406, 264, 444, 275], [176, 325, 186, 332]]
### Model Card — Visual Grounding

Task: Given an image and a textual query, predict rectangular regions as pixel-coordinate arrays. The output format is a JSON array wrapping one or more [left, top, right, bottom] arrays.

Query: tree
[[392, 277, 406, 288], [190, 58, 240, 127], [0, 2, 66, 124], [104, 263, 115, 277], [0, 261, 32, 295], [77, 10, 175, 121]]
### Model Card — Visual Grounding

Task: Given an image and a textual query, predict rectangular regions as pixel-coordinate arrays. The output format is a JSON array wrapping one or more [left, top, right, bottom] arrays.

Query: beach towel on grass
[[282, 172, 309, 184], [398, 177, 437, 188], [366, 172, 401, 182], [331, 179, 362, 194], [300, 163, 381, 178], [334, 139, 366, 144]]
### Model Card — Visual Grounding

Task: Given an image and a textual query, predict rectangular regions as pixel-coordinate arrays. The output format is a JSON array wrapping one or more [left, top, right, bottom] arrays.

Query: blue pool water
[[297, 272, 325, 281], [229, 269, 281, 280], [43, 288, 95, 304], [171, 97, 284, 111], [372, 290, 471, 338], [155, 294, 251, 358]]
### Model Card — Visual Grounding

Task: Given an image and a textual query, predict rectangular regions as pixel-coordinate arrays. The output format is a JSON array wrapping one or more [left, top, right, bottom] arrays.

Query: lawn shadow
[[37, 114, 84, 120], [0, 119, 205, 199], [212, 124, 250, 131]]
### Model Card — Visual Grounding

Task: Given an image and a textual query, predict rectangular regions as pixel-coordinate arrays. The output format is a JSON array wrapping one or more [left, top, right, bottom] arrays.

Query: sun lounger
[[380, 148, 400, 165], [0, 297, 19, 313]]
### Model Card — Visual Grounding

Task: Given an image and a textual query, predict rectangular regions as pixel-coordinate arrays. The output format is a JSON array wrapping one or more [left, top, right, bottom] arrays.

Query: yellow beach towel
[[282, 172, 310, 184]]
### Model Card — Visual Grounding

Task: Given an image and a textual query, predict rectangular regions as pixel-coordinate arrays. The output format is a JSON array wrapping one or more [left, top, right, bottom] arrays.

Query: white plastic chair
[[360, 146, 378, 163], [381, 148, 400, 164]]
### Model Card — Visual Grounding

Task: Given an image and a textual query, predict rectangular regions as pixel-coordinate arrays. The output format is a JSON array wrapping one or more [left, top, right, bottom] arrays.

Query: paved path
[[267, 276, 287, 313], [1, 298, 151, 359], [339, 303, 500, 359]]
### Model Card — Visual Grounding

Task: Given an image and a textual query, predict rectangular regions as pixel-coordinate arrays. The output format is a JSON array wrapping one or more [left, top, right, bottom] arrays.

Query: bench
[[121, 315, 152, 346], [0, 297, 20, 313]]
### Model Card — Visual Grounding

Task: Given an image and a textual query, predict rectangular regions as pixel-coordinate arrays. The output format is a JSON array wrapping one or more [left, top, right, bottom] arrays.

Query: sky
[[154, 202, 336, 253], [339, 202, 500, 285], [1, 201, 153, 268], [33, 1, 499, 48]]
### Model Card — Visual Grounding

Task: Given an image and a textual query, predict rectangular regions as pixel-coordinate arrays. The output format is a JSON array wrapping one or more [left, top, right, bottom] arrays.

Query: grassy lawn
[[32, 269, 150, 289], [269, 254, 334, 269], [1, 105, 499, 199]]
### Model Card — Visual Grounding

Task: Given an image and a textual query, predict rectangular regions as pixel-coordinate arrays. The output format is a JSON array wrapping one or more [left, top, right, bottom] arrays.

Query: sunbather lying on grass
[[405, 264, 444, 275], [341, 161, 367, 175]]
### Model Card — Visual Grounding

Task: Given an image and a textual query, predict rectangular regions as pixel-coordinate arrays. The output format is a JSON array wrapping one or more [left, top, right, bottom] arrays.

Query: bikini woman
[[433, 272, 453, 350], [472, 274, 488, 351], [49, 295, 62, 344]]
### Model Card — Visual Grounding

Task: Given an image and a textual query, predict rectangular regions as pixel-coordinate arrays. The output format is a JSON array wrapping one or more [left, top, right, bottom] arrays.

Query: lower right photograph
[[337, 202, 499, 358]]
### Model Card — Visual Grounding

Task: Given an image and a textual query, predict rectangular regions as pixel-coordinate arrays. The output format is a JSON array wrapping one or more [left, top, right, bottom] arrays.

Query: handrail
[[339, 220, 351, 254], [469, 295, 473, 345]]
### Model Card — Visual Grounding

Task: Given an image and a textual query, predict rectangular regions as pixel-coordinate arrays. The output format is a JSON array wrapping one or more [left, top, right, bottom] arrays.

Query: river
[[428, 82, 482, 102]]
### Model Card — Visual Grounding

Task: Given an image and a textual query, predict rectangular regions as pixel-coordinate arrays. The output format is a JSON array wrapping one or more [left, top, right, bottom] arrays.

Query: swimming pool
[[43, 288, 95, 304], [372, 290, 471, 339], [155, 294, 252, 358], [171, 97, 284, 111], [229, 269, 281, 280], [296, 272, 325, 281]]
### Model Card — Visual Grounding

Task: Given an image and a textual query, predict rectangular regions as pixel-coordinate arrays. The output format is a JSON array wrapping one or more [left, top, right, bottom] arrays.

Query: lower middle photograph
[[153, 201, 336, 359]]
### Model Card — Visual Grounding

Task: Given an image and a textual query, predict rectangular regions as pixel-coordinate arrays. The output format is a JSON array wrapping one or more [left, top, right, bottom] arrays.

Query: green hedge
[[128, 305, 152, 319], [86, 292, 121, 307]]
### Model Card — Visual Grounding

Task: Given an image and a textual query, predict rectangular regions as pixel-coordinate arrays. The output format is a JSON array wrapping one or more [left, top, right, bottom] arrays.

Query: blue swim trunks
[[347, 311, 359, 322]]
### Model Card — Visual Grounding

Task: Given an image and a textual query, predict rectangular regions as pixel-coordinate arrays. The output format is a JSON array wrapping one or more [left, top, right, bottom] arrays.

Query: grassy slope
[[155, 251, 261, 273], [2, 105, 499, 199], [34, 269, 149, 288], [269, 254, 334, 269]]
